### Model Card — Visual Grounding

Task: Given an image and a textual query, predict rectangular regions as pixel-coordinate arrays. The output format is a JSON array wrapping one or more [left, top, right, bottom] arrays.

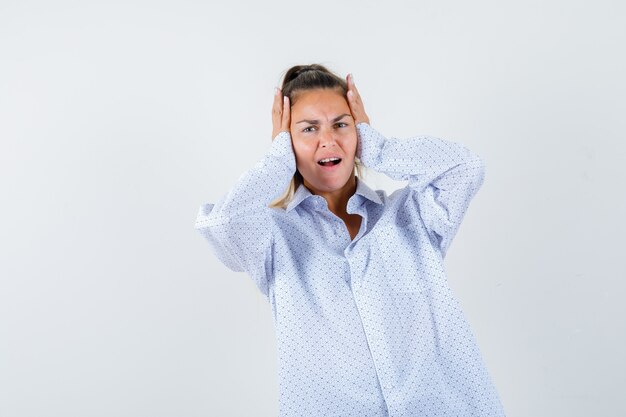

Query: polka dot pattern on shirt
[[195, 122, 506, 416]]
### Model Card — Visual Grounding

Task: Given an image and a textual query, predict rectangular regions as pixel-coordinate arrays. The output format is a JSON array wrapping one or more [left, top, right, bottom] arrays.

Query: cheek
[[341, 134, 358, 157], [292, 140, 315, 163]]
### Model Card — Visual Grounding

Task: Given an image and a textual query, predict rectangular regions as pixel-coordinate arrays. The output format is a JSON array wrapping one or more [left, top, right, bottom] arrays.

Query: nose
[[319, 127, 337, 148]]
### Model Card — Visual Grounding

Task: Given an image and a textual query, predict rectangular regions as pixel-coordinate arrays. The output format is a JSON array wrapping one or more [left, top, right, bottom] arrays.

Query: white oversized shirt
[[195, 122, 506, 416]]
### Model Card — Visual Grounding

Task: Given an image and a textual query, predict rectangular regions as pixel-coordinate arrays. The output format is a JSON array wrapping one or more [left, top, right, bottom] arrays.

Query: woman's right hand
[[272, 87, 291, 141]]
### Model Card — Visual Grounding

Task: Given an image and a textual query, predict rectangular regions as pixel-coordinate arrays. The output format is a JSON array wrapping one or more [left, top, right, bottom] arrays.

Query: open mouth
[[317, 157, 342, 167]]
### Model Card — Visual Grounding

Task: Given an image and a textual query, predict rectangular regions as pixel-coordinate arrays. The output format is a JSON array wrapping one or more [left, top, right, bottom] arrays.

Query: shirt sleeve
[[356, 122, 485, 259], [194, 131, 296, 297]]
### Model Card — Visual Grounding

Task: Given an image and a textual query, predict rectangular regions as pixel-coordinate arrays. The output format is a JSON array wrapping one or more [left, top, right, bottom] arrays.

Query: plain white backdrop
[[1, 0, 624, 416]]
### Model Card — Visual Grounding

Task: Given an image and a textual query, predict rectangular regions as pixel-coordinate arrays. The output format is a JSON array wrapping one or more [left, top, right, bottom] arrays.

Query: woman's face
[[289, 88, 357, 195]]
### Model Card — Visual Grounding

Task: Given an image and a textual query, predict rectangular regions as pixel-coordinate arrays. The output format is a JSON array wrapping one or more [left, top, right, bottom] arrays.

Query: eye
[[335, 122, 348, 128], [303, 126, 316, 133]]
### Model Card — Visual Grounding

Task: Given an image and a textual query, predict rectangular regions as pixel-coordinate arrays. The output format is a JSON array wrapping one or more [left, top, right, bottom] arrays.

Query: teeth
[[319, 157, 340, 163]]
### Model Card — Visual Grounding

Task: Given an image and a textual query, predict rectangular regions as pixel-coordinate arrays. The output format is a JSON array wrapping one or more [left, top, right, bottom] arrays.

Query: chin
[[305, 173, 353, 193]]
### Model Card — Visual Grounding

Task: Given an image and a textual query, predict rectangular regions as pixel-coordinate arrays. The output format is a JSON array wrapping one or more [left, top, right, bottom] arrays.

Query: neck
[[304, 176, 357, 217]]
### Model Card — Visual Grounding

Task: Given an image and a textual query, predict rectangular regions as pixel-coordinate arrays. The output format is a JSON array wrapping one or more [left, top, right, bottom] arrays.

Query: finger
[[346, 74, 369, 125], [346, 89, 361, 114], [271, 88, 284, 139], [272, 88, 283, 129], [347, 73, 364, 103], [281, 96, 290, 131], [346, 92, 363, 125], [346, 73, 355, 94], [272, 87, 283, 114]]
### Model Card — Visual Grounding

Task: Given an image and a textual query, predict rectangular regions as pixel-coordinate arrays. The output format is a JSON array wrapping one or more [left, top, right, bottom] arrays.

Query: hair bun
[[295, 66, 316, 76], [280, 63, 346, 103], [284, 64, 329, 84]]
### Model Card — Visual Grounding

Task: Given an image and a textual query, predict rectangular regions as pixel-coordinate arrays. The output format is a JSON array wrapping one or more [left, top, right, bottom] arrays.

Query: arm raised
[[356, 122, 485, 259], [195, 91, 295, 297]]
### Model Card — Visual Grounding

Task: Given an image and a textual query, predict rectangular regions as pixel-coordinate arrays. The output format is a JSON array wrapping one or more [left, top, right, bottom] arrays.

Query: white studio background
[[1, 1, 624, 416]]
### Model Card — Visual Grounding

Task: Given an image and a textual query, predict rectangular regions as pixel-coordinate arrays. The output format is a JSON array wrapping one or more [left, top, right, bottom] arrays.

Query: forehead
[[291, 89, 348, 117]]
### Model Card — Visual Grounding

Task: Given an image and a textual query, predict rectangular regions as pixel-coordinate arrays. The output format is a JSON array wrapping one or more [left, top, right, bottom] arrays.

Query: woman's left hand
[[346, 73, 370, 126]]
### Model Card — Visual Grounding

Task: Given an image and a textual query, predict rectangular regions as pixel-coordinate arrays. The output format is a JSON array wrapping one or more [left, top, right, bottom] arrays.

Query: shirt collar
[[285, 176, 382, 212]]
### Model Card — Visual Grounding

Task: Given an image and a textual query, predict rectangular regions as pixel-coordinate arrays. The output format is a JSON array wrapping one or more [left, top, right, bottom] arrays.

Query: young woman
[[195, 64, 506, 416]]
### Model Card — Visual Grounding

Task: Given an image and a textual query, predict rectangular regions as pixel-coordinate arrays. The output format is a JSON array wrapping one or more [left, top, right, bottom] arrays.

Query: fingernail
[[275, 87, 279, 95], [350, 73, 355, 83]]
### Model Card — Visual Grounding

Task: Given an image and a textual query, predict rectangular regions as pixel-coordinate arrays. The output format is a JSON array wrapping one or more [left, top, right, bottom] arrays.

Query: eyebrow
[[296, 113, 352, 124]]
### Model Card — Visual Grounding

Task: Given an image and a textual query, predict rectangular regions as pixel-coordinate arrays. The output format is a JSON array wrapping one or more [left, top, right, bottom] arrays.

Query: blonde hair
[[269, 160, 366, 210]]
